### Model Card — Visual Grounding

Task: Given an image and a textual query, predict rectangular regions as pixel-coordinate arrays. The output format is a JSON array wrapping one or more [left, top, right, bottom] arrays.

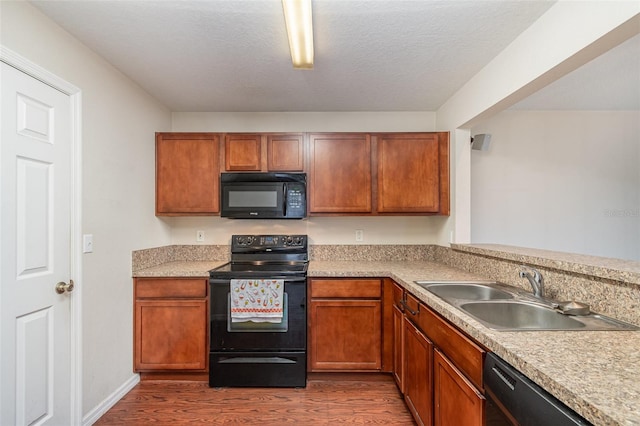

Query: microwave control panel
[[285, 183, 306, 218]]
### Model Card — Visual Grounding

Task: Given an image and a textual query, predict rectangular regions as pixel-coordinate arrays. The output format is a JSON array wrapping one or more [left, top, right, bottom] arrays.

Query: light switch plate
[[196, 230, 205, 242], [83, 234, 93, 253]]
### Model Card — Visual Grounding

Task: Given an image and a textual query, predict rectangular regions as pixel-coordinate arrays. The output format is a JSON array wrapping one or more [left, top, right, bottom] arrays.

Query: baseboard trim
[[82, 374, 140, 426]]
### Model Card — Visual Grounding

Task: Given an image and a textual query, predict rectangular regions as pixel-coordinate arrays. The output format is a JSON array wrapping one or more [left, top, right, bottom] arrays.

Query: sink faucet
[[519, 266, 544, 298]]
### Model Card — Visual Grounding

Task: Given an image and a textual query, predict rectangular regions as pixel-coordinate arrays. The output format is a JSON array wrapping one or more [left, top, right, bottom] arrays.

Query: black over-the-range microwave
[[220, 172, 307, 219]]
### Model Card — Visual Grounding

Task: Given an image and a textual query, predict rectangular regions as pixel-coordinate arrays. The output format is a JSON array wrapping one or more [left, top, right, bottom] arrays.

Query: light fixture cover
[[282, 0, 314, 69]]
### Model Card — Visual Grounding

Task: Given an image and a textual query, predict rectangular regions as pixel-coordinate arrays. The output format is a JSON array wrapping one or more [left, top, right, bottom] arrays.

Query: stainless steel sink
[[416, 282, 513, 301], [460, 301, 586, 330], [413, 280, 638, 331]]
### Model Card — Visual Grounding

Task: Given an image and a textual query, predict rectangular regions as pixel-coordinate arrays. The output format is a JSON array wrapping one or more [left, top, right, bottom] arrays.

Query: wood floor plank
[[96, 374, 416, 425]]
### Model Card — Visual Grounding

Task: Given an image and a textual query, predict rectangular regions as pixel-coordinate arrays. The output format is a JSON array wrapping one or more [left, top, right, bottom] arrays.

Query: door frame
[[1, 45, 83, 424]]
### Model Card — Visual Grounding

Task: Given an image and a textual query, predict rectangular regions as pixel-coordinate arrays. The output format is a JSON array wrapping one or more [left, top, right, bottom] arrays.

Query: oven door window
[[227, 293, 288, 332]]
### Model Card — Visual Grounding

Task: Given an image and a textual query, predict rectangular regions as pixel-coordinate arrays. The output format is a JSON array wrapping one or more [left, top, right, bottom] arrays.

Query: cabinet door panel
[[135, 299, 207, 371], [156, 133, 220, 215], [377, 133, 439, 213], [309, 133, 372, 213], [434, 349, 484, 426], [225, 134, 262, 171], [309, 300, 381, 370], [267, 134, 304, 171], [404, 317, 433, 426], [392, 304, 405, 393]]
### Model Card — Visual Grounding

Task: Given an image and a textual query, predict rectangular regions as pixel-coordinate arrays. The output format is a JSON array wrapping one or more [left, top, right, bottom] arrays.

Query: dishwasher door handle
[[491, 366, 516, 391]]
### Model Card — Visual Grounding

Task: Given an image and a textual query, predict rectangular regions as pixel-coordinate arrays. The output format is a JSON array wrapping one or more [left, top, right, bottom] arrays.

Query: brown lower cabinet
[[134, 278, 209, 377], [394, 282, 485, 426], [434, 349, 484, 426], [392, 303, 405, 392], [308, 278, 383, 371], [404, 316, 434, 426]]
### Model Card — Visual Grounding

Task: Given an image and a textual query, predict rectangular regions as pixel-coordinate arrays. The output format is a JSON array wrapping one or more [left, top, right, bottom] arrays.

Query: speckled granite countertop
[[132, 258, 640, 425]]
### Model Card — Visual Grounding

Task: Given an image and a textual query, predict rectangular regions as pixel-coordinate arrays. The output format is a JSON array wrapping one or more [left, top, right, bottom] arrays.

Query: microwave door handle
[[283, 183, 287, 217]]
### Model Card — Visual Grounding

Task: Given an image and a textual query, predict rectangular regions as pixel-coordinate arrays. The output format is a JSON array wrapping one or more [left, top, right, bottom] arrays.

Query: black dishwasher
[[484, 353, 592, 426]]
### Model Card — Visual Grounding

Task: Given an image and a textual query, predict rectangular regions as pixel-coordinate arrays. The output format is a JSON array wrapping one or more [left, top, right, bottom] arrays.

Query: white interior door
[[1, 61, 75, 425]]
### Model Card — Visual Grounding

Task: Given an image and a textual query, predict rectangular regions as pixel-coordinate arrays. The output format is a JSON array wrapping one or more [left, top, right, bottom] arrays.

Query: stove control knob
[[236, 236, 253, 246], [286, 236, 293, 245]]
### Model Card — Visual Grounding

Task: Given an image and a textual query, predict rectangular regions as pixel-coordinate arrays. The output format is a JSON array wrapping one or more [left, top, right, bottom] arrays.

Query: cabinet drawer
[[310, 279, 381, 298], [135, 278, 208, 298], [407, 293, 484, 389]]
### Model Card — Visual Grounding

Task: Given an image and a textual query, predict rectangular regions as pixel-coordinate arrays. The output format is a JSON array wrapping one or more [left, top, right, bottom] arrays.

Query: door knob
[[55, 279, 75, 294]]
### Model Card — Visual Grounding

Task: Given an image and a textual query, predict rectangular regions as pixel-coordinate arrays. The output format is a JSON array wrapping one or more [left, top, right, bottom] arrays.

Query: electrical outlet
[[196, 230, 205, 242], [355, 229, 364, 242]]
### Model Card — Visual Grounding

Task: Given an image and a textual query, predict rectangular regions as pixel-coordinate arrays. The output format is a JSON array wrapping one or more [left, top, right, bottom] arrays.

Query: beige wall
[[1, 1, 172, 421]]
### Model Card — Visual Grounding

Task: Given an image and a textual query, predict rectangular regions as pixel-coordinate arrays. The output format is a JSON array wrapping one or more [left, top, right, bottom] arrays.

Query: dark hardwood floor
[[95, 373, 415, 425]]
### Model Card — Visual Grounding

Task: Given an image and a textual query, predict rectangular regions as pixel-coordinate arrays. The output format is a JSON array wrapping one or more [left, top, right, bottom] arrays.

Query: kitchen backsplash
[[309, 244, 434, 261]]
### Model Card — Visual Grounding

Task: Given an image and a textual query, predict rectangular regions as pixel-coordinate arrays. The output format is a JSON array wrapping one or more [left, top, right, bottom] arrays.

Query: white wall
[[170, 111, 447, 245], [471, 110, 640, 261], [0, 1, 172, 420]]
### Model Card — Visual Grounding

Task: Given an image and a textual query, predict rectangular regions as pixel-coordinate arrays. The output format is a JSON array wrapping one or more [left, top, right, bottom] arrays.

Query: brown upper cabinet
[[375, 133, 445, 214], [308, 133, 373, 213], [224, 134, 262, 171], [267, 134, 305, 171], [156, 132, 220, 216], [224, 133, 304, 172], [157, 131, 449, 217], [309, 132, 449, 216]]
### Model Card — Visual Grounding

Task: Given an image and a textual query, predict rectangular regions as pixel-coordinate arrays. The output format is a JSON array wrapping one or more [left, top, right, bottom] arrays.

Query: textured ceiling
[[30, 0, 637, 112]]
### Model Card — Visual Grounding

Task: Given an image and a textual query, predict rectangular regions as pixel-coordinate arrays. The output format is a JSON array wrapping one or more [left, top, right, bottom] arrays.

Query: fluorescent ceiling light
[[282, 0, 314, 69]]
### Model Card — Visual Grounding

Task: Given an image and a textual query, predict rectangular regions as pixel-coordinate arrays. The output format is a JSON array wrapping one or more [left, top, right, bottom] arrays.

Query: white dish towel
[[230, 279, 284, 323]]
